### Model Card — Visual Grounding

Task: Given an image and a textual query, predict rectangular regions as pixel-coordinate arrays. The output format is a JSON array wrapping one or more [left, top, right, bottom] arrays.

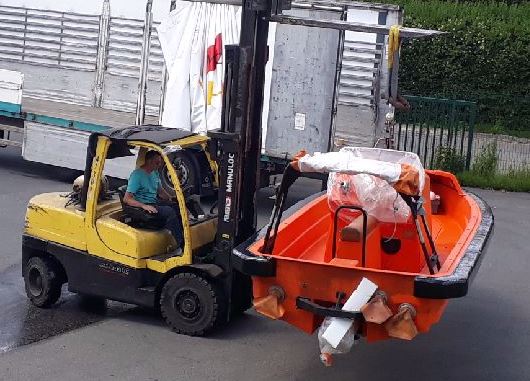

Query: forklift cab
[[78, 126, 218, 265]]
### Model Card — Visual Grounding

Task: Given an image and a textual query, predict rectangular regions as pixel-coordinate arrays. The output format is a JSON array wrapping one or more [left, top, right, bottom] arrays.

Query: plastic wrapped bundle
[[340, 146, 425, 192], [322, 147, 426, 223], [293, 147, 425, 196], [327, 172, 411, 223]]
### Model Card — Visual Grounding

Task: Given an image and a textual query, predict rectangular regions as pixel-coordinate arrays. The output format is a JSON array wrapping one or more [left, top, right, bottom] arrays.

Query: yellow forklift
[[22, 126, 238, 335]]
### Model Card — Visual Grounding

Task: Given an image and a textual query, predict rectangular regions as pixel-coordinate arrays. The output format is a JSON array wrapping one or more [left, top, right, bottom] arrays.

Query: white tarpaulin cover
[[157, 1, 241, 133], [297, 147, 425, 192], [295, 147, 425, 222]]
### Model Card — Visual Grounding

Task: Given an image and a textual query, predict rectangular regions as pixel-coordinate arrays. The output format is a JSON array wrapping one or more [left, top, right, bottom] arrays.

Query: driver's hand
[[143, 205, 158, 214]]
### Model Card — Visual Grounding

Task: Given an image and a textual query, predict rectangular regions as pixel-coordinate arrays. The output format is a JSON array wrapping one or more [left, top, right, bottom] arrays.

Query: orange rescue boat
[[233, 148, 493, 343]]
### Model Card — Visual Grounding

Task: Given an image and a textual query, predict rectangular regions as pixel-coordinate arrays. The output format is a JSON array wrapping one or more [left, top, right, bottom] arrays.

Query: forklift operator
[[123, 150, 184, 248]]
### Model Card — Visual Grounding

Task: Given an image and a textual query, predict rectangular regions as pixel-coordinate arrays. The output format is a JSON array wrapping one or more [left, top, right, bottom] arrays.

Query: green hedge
[[383, 1, 530, 131], [457, 169, 530, 192]]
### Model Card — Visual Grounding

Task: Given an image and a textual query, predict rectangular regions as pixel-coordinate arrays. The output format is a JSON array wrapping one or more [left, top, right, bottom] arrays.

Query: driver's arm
[[123, 192, 145, 208], [123, 192, 157, 213], [157, 186, 173, 201]]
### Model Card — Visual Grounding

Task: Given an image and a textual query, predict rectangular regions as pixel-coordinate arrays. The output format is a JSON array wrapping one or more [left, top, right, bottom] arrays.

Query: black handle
[[296, 297, 362, 319]]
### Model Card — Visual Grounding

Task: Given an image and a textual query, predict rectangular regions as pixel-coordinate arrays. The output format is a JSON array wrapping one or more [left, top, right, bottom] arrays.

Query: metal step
[[340, 72, 374, 82], [340, 63, 378, 74], [148, 249, 183, 262], [338, 89, 373, 100], [340, 82, 373, 91], [0, 125, 22, 148], [338, 99, 373, 107], [343, 45, 382, 55], [344, 39, 384, 48], [342, 54, 379, 64]]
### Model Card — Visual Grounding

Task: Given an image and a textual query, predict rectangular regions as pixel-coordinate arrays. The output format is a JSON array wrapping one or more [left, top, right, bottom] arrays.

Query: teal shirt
[[126, 168, 161, 204]]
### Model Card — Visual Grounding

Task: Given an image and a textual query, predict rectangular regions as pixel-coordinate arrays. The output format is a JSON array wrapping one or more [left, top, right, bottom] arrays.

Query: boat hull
[[233, 171, 493, 341]]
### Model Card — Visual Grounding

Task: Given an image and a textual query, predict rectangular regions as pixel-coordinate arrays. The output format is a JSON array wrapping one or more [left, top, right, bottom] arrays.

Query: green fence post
[[466, 103, 476, 171]]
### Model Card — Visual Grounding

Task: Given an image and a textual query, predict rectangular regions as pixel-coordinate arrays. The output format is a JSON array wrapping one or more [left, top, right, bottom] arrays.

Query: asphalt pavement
[[0, 146, 529, 381]]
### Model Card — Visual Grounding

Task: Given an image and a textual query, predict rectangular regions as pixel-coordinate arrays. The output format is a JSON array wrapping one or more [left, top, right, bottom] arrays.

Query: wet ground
[[0, 266, 133, 353], [0, 147, 129, 353], [0, 146, 529, 380]]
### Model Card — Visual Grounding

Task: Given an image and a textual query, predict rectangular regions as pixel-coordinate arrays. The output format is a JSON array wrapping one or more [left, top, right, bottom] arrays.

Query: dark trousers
[[152, 200, 184, 247]]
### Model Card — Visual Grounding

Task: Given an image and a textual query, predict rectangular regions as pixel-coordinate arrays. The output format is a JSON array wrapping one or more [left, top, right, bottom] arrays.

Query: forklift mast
[[206, 0, 292, 315], [209, 0, 291, 268]]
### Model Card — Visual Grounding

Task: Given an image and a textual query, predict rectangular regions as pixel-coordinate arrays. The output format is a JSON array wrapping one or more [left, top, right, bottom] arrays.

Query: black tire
[[160, 152, 198, 196], [24, 256, 62, 308], [160, 272, 224, 336]]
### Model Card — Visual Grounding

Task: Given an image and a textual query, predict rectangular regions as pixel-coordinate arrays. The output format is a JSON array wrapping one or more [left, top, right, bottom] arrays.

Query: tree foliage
[[388, 1, 530, 130]]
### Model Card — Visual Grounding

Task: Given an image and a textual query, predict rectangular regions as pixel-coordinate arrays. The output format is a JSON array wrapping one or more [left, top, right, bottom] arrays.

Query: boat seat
[[341, 214, 379, 242], [332, 213, 381, 269]]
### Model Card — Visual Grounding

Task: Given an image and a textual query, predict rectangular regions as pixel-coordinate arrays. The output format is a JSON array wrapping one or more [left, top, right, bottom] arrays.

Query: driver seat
[[117, 185, 165, 230]]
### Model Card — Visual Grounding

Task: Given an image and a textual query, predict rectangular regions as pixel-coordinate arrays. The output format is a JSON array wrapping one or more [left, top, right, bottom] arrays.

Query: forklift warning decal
[[224, 197, 232, 222], [226, 153, 235, 193], [99, 263, 130, 276], [224, 153, 235, 222]]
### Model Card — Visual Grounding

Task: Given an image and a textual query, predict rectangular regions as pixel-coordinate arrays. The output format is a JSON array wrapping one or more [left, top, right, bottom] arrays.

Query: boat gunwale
[[249, 174, 481, 273], [232, 173, 493, 299], [414, 191, 494, 298]]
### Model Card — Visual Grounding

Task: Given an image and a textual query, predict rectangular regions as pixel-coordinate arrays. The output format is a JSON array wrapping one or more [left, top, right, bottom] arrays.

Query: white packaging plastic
[[298, 151, 403, 185], [296, 147, 425, 195], [309, 146, 426, 223], [318, 317, 358, 366], [341, 147, 425, 192], [327, 172, 410, 223], [157, 2, 241, 133]]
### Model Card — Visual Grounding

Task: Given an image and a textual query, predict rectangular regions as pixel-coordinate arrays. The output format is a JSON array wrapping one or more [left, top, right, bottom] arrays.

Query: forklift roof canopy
[[100, 125, 195, 146], [88, 124, 196, 159]]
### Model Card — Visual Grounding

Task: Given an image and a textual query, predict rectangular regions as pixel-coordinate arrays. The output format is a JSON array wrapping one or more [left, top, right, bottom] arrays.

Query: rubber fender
[[189, 264, 224, 278]]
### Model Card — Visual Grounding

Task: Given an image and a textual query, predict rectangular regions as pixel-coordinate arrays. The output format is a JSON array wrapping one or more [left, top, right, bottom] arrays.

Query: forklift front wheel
[[24, 256, 62, 308], [160, 272, 223, 336]]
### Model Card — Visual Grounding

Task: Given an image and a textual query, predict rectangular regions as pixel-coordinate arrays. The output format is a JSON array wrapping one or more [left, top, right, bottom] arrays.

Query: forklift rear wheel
[[160, 272, 222, 336], [24, 256, 62, 308]]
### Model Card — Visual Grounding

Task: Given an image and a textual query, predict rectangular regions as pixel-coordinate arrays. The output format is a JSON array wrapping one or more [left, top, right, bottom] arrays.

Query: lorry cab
[[23, 125, 226, 336]]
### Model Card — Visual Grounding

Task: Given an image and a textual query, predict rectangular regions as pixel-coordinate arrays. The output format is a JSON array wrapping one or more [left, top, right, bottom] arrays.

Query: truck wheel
[[160, 272, 223, 336], [160, 152, 198, 196], [24, 256, 62, 308]]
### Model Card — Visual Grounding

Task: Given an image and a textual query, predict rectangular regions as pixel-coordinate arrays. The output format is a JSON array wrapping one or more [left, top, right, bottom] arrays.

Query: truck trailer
[[0, 0, 410, 187]]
